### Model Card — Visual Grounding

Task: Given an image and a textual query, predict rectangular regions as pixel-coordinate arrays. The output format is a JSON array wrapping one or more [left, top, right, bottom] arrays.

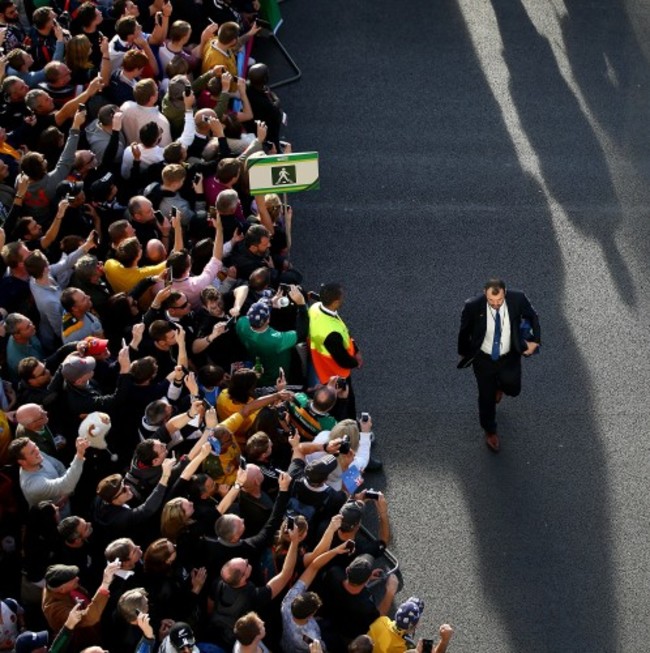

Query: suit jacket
[[457, 289, 541, 358]]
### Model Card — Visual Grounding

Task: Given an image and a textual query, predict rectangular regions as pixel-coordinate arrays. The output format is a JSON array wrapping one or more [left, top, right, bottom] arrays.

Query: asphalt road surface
[[257, 1, 650, 651]]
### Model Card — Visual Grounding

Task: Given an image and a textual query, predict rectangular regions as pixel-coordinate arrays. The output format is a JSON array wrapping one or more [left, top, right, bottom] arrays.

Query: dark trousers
[[472, 351, 521, 433]]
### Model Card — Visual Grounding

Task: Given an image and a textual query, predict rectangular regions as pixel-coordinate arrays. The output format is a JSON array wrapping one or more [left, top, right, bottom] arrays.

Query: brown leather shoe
[[485, 432, 500, 452], [495, 389, 503, 404]]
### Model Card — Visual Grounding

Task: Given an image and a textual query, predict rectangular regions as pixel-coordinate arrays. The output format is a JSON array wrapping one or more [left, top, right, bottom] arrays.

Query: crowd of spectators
[[0, 0, 454, 651]]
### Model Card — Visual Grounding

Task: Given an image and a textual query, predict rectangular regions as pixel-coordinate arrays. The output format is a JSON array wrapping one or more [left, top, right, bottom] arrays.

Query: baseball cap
[[89, 172, 115, 202], [394, 596, 424, 630], [55, 180, 84, 202], [61, 354, 96, 383], [169, 622, 196, 650], [247, 300, 270, 328], [83, 336, 109, 356], [304, 454, 337, 486], [45, 564, 79, 589], [15, 631, 49, 653], [345, 554, 374, 585]]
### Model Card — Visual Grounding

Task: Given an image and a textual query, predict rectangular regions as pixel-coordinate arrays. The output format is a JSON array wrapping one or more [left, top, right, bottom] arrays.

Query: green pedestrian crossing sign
[[248, 152, 319, 194]]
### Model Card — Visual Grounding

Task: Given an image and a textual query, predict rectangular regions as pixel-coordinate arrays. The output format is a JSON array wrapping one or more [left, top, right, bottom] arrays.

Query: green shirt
[[236, 317, 297, 386]]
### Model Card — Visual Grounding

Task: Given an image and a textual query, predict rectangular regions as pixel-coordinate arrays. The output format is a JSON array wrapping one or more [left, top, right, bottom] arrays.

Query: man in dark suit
[[457, 278, 540, 452]]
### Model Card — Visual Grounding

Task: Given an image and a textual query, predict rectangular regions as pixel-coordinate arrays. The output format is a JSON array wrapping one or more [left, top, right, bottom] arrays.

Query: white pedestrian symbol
[[276, 167, 293, 184]]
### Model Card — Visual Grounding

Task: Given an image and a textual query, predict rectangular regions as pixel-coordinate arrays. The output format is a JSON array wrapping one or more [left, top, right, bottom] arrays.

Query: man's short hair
[[105, 537, 135, 562], [244, 225, 269, 248], [163, 141, 184, 164], [7, 437, 30, 464], [133, 78, 157, 106], [74, 255, 100, 283], [233, 612, 263, 646], [215, 514, 240, 541], [216, 158, 241, 183], [1, 242, 25, 269], [144, 399, 169, 426], [24, 250, 49, 279], [32, 6, 53, 28], [4, 313, 28, 336], [245, 432, 271, 461], [108, 219, 131, 243], [6, 48, 26, 70], [148, 320, 174, 342], [134, 439, 158, 466], [60, 287, 81, 312], [215, 188, 239, 214], [130, 357, 157, 384], [17, 357, 41, 382], [161, 163, 186, 185], [312, 385, 337, 413], [139, 120, 160, 147], [116, 237, 141, 266], [97, 104, 118, 126], [57, 516, 82, 543], [115, 15, 137, 40], [484, 277, 506, 294], [76, 2, 97, 27], [217, 21, 239, 45], [122, 48, 148, 72], [291, 591, 322, 619], [117, 588, 148, 622], [320, 282, 343, 307]]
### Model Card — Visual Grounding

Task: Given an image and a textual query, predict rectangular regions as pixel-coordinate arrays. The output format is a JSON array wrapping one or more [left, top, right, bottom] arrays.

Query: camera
[[361, 412, 370, 423], [339, 434, 351, 455], [202, 115, 212, 123]]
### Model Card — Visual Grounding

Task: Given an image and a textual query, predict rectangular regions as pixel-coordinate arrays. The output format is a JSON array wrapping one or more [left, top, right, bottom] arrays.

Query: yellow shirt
[[201, 40, 238, 91], [216, 389, 259, 447], [103, 259, 167, 294], [367, 617, 410, 653], [202, 412, 244, 485]]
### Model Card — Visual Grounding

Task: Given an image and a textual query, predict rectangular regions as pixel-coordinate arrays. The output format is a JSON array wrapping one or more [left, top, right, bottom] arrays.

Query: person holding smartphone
[[367, 597, 454, 653]]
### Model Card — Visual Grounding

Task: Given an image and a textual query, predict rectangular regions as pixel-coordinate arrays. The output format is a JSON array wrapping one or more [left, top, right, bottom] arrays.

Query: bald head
[[242, 464, 263, 495], [145, 239, 167, 264], [16, 403, 48, 427]]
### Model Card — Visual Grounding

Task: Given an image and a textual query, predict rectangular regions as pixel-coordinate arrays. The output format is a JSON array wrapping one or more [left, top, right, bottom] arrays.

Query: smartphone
[[307, 291, 320, 302], [91, 230, 99, 246], [336, 377, 346, 390], [193, 173, 201, 184], [422, 640, 434, 653], [165, 268, 173, 287], [344, 540, 355, 553], [301, 634, 314, 646], [171, 206, 178, 218], [286, 515, 295, 530], [154, 210, 165, 225], [239, 455, 246, 470], [279, 282, 291, 294], [361, 412, 370, 423], [339, 434, 351, 455], [156, 12, 162, 26], [184, 84, 192, 98], [78, 103, 86, 112], [201, 397, 212, 411], [208, 436, 221, 455], [365, 490, 380, 500], [224, 315, 235, 329]]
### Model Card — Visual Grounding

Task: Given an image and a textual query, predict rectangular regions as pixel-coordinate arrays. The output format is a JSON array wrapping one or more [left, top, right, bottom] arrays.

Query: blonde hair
[[65, 35, 93, 71], [160, 497, 189, 541], [264, 193, 282, 221]]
